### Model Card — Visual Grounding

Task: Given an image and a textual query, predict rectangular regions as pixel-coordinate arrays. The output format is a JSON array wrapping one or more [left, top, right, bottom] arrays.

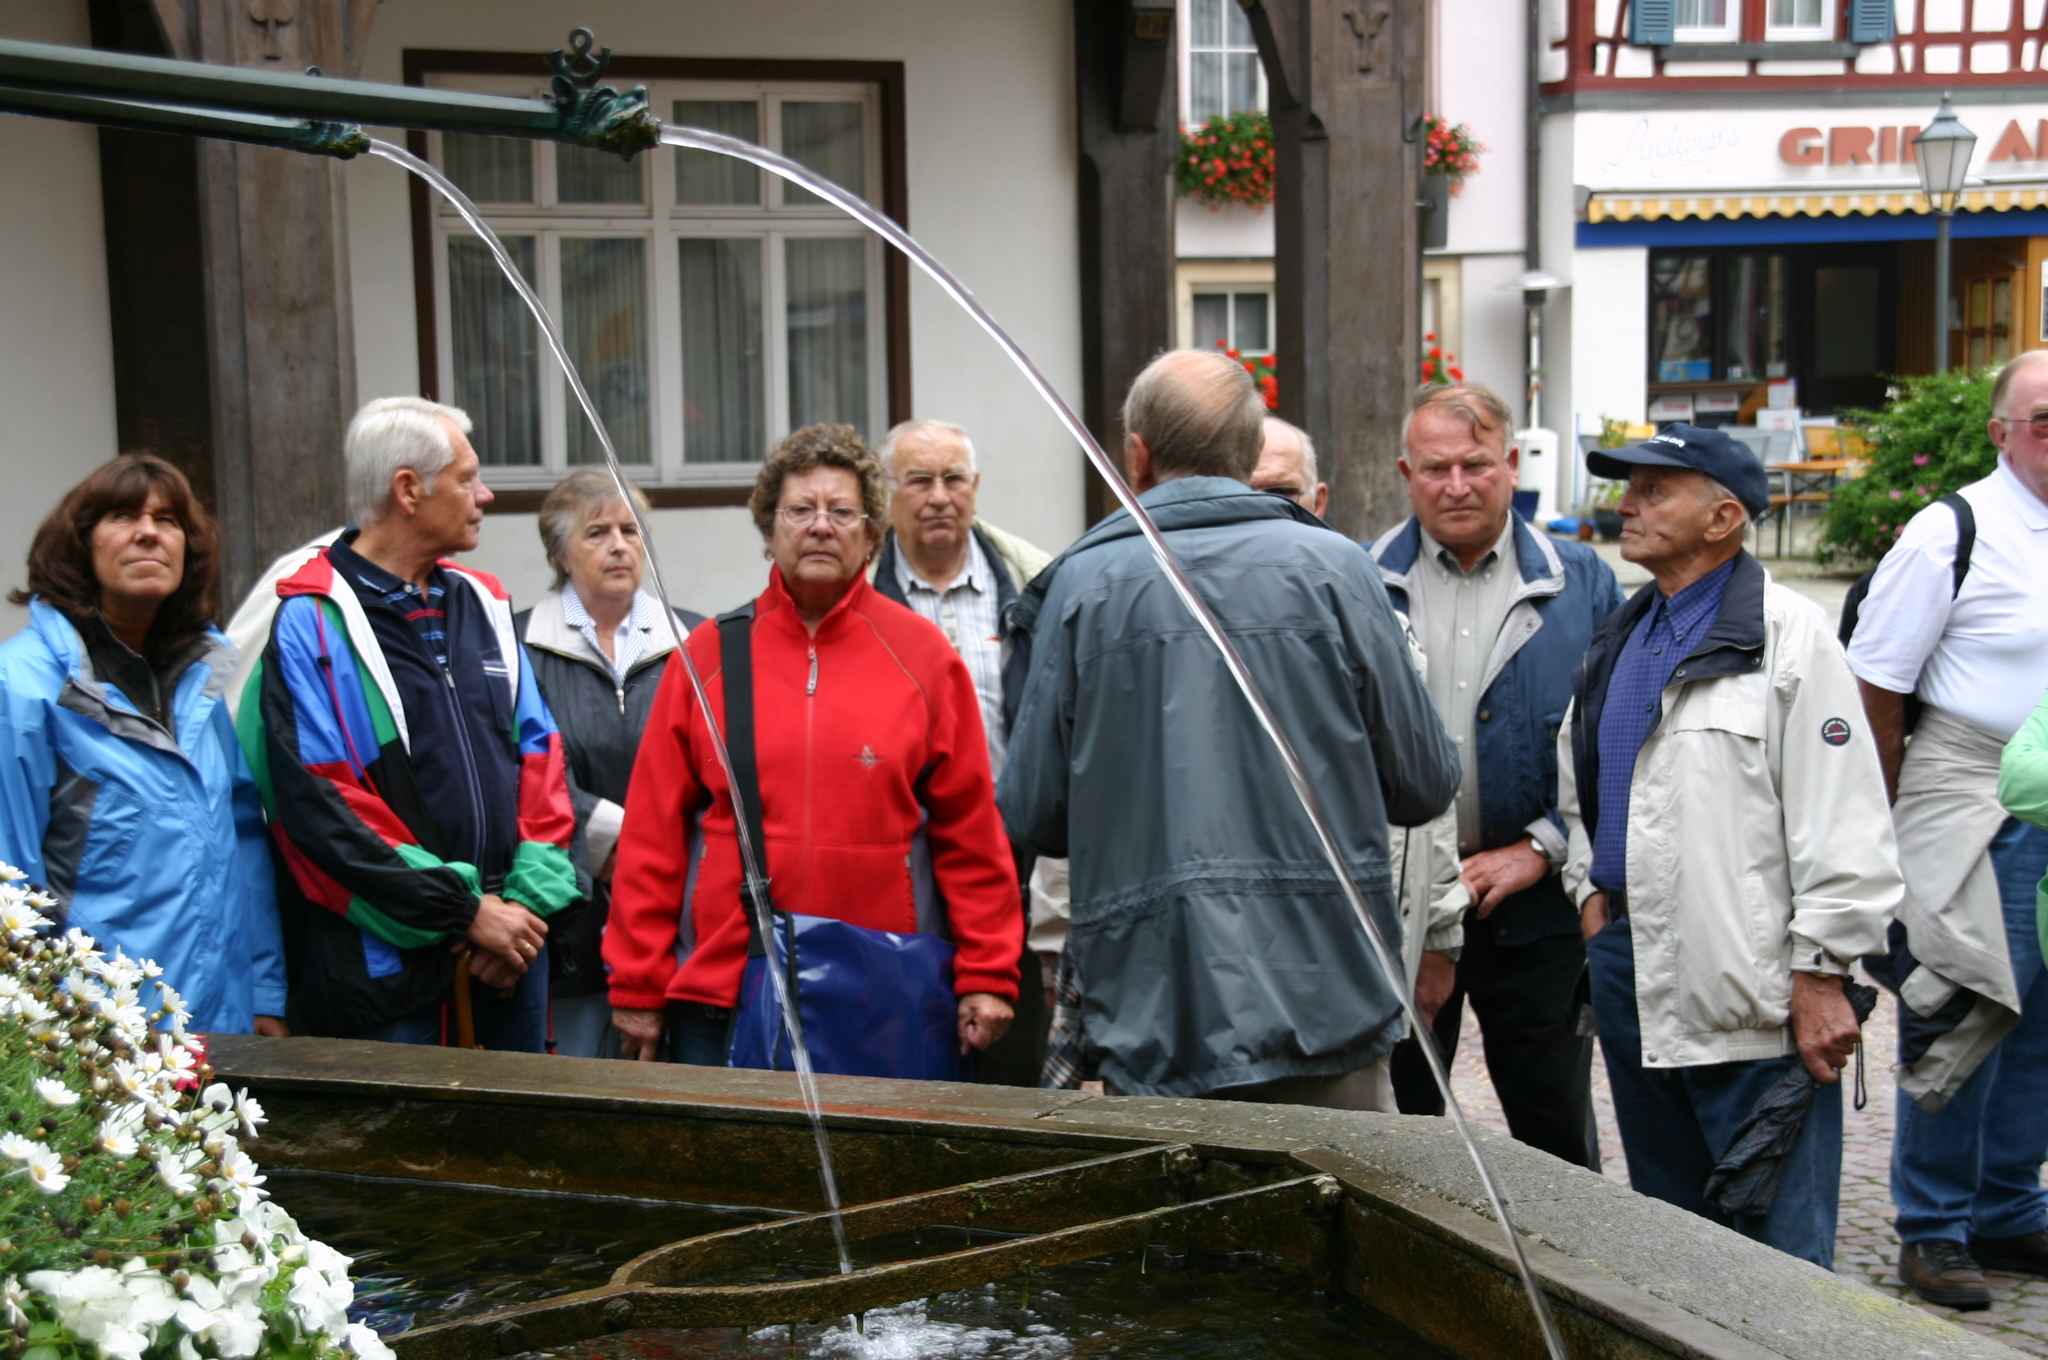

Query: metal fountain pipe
[[0, 27, 659, 161], [0, 85, 370, 157]]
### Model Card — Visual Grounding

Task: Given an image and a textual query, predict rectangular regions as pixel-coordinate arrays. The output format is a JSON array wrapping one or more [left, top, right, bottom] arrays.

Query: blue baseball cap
[[1586, 423, 1770, 519]]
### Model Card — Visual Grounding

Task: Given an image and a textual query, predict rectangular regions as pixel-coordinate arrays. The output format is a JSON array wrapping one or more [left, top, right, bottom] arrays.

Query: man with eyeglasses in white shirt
[[869, 418, 1059, 1086], [1851, 349, 2048, 1310]]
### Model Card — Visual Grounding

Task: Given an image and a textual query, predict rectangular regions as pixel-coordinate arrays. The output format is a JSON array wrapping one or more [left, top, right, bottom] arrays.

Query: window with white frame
[[423, 74, 889, 487], [1189, 287, 1272, 356], [1184, 0, 1265, 124], [1673, 0, 1740, 42], [1764, 0, 1832, 39]]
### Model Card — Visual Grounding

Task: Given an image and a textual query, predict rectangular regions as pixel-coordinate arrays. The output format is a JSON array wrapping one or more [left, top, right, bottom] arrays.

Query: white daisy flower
[[233, 1091, 267, 1138], [34, 1076, 79, 1108], [154, 983, 191, 1027], [0, 862, 25, 882], [218, 1149, 267, 1204], [0, 1132, 45, 1163], [154, 1149, 198, 1197], [0, 896, 49, 939], [96, 1115, 139, 1159], [110, 1059, 149, 1099], [24, 1147, 70, 1195], [158, 1032, 197, 1076], [2, 1275, 28, 1328]]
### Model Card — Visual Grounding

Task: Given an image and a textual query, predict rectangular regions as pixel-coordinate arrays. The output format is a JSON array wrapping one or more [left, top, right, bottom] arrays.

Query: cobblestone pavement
[[1448, 538, 2048, 1352], [1447, 993, 2048, 1352]]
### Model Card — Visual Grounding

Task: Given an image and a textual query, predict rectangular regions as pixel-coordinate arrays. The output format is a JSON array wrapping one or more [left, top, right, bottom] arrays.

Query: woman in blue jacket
[[0, 454, 285, 1034]]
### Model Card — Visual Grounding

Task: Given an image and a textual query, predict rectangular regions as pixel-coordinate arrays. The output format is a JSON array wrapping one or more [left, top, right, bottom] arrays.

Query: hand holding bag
[[717, 606, 963, 1081]]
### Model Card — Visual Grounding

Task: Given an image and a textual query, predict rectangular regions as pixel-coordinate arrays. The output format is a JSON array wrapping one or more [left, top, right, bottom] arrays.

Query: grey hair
[[1122, 349, 1265, 481], [877, 419, 977, 478], [1702, 475, 1751, 529], [1400, 382, 1512, 455], [536, 469, 653, 591], [1992, 349, 2048, 419], [1262, 416, 1319, 486], [345, 396, 473, 525]]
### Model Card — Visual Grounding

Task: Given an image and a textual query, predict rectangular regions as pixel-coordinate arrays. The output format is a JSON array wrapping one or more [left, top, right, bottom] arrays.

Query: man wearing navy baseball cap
[[1555, 422, 1903, 1265], [1585, 422, 1772, 521]]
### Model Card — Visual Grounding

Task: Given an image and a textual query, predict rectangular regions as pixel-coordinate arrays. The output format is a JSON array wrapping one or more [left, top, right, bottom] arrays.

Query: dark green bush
[[1819, 367, 1996, 567]]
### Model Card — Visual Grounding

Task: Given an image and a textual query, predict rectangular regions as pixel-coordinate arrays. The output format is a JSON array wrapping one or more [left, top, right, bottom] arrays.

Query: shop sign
[[1578, 106, 2048, 191]]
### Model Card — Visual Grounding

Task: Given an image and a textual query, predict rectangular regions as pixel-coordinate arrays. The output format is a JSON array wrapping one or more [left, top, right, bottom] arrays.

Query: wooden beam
[[1257, 0, 1423, 540], [149, 0, 192, 58], [1073, 0, 1179, 526], [188, 0, 372, 602]]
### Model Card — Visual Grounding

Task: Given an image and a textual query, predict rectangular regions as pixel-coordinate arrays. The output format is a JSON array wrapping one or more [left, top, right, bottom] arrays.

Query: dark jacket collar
[[1590, 548, 1765, 668], [873, 522, 1018, 610]]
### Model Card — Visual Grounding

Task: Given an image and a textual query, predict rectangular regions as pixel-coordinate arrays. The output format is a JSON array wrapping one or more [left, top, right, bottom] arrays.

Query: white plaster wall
[[1567, 245, 1648, 507], [1537, 111, 1580, 511], [1438, 0, 1528, 257], [347, 1, 1085, 615], [1176, 201, 1273, 258], [0, 2, 119, 638], [1459, 253, 1533, 425]]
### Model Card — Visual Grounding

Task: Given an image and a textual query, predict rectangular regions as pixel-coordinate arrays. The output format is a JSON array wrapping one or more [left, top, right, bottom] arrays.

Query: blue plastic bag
[[727, 911, 961, 1081]]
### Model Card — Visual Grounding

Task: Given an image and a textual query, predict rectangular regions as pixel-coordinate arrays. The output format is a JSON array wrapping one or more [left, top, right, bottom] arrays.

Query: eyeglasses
[[777, 504, 865, 530], [1995, 411, 2048, 439]]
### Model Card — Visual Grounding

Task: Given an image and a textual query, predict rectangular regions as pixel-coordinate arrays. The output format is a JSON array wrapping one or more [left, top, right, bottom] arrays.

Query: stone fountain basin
[[205, 1036, 2013, 1360]]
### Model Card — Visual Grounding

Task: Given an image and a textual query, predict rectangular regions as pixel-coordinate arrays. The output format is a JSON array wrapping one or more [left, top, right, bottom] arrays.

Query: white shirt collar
[[1995, 456, 2048, 532]]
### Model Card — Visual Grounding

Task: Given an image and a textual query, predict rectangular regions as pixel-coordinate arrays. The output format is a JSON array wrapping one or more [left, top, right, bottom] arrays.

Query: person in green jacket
[[1999, 686, 2048, 957]]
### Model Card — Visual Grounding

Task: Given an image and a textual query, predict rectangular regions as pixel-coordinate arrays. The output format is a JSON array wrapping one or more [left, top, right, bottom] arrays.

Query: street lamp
[[1914, 93, 1976, 373]]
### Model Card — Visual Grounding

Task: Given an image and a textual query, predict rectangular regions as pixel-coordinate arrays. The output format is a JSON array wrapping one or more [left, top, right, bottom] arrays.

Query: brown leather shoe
[[1971, 1229, 2048, 1278], [1900, 1240, 1992, 1311]]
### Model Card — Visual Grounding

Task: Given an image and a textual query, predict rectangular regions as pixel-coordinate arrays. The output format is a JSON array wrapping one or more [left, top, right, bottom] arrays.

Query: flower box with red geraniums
[[1215, 342, 1280, 411], [1420, 333, 1464, 386], [1177, 113, 1277, 210], [1421, 115, 1482, 196]]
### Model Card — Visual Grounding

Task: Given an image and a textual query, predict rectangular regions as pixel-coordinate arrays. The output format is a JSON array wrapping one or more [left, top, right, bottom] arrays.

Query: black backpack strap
[[716, 605, 774, 957], [1941, 492, 1976, 598]]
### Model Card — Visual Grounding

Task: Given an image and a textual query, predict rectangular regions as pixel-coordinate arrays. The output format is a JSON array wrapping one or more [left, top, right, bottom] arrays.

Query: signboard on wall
[[1576, 105, 2048, 192]]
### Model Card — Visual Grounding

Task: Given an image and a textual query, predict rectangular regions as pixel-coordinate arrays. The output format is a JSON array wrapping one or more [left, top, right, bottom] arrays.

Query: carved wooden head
[[240, 0, 304, 67]]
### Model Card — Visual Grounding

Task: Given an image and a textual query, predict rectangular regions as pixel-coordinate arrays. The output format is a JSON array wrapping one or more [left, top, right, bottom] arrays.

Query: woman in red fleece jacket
[[604, 424, 1021, 1066]]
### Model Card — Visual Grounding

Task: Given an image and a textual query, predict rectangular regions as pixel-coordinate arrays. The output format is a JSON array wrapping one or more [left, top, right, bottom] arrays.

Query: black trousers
[[1391, 923, 1601, 1171]]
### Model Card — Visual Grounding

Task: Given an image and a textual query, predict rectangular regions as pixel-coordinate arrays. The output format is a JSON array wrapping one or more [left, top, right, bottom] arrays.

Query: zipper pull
[[616, 684, 626, 716], [806, 645, 818, 696]]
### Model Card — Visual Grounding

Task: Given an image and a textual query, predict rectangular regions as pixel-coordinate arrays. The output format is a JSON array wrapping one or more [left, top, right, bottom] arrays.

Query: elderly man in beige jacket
[[1558, 424, 1900, 1269]]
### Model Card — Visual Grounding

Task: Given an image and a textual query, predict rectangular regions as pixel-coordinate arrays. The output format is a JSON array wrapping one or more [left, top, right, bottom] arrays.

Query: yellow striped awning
[[1585, 185, 2048, 223]]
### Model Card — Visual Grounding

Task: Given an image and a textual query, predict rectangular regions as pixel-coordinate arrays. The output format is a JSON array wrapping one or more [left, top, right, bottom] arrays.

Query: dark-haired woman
[[0, 455, 286, 1034]]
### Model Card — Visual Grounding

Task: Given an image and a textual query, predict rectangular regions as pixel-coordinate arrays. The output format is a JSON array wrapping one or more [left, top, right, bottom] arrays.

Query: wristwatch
[[1528, 835, 1559, 867]]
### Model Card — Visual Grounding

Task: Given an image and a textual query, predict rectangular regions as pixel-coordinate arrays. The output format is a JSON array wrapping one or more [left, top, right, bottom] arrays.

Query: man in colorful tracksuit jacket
[[238, 534, 578, 1047]]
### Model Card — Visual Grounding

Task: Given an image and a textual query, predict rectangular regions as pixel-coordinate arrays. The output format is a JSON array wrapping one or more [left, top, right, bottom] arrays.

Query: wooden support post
[[150, 0, 374, 605], [1073, 0, 1178, 527], [1253, 0, 1424, 540]]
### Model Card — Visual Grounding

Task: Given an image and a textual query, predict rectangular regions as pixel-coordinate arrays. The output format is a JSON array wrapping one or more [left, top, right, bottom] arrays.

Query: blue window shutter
[[1849, 0, 1896, 42], [1629, 0, 1675, 46]]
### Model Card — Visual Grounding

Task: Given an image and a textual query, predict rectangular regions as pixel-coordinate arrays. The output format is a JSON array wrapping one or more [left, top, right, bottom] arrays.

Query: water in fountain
[[364, 124, 1567, 1360]]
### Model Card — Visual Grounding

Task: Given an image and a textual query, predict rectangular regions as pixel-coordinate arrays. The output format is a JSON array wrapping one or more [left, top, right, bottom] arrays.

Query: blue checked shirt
[[1589, 557, 1737, 894], [339, 551, 451, 668]]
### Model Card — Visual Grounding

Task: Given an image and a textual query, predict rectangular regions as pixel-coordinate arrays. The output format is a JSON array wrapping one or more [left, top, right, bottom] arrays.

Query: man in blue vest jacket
[[1371, 381, 1624, 1169]]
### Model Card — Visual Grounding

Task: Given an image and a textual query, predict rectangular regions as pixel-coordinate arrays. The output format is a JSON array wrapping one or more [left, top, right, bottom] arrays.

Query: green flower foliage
[[1819, 367, 1998, 567], [1175, 113, 1275, 209]]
